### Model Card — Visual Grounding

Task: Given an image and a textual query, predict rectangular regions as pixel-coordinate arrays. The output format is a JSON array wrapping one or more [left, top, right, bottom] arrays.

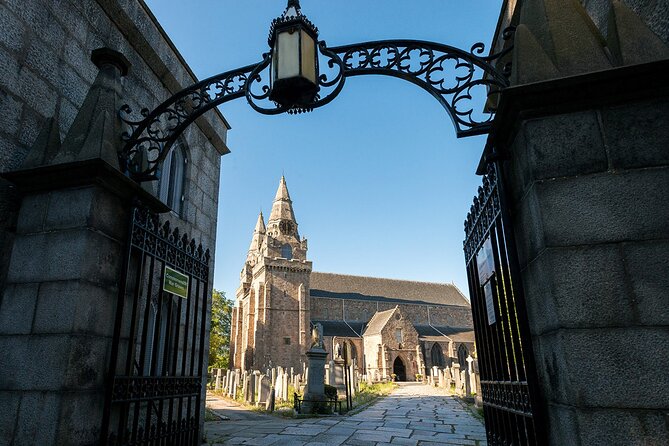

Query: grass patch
[[208, 381, 398, 418], [344, 381, 397, 413], [204, 407, 220, 422]]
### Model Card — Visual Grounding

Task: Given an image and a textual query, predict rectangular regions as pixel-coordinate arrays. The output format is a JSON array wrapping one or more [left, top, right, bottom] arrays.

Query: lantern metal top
[[268, 0, 319, 46]]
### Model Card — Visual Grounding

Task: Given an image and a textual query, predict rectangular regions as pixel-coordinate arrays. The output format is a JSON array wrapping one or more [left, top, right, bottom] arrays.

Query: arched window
[[458, 344, 469, 367], [281, 244, 293, 259], [431, 343, 445, 367], [159, 142, 187, 215]]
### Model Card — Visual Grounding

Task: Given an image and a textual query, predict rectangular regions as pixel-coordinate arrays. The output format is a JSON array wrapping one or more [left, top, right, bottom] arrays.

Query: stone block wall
[[0, 0, 229, 443], [0, 183, 130, 444], [503, 97, 669, 444], [0, 0, 228, 292], [579, 0, 669, 44]]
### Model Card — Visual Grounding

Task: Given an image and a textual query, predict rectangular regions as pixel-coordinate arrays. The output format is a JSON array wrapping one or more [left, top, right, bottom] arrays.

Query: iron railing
[[101, 204, 211, 445], [463, 162, 546, 445]]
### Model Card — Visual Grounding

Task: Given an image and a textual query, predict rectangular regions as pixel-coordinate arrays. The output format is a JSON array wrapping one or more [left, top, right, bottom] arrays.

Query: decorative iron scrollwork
[[111, 376, 200, 403], [329, 35, 512, 137], [119, 63, 260, 182], [480, 381, 533, 417], [119, 30, 514, 183], [130, 206, 210, 280], [463, 162, 499, 262]]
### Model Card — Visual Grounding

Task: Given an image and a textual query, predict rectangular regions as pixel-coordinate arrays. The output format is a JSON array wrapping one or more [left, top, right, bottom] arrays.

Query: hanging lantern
[[268, 0, 319, 108]]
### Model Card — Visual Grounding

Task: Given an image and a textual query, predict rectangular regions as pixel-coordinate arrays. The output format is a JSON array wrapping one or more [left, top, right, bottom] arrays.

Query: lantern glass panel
[[277, 30, 300, 79], [300, 29, 316, 83]]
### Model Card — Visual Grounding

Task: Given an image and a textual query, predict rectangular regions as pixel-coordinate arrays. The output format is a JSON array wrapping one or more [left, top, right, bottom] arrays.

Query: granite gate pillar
[[486, 1, 669, 444], [0, 49, 167, 445]]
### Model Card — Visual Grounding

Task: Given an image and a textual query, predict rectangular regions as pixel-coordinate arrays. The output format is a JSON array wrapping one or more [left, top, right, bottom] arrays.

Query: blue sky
[[143, 1, 503, 301]]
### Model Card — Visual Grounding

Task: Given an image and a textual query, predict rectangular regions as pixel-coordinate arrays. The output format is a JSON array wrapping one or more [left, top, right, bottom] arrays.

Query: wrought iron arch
[[119, 32, 514, 182]]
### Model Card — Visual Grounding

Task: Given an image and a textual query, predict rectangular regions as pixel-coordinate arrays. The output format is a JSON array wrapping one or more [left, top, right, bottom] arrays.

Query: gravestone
[[258, 375, 271, 406], [254, 371, 261, 403], [266, 388, 275, 412], [282, 372, 289, 401], [241, 372, 248, 400], [465, 370, 472, 396], [453, 363, 461, 391], [275, 371, 283, 402], [333, 358, 345, 390]]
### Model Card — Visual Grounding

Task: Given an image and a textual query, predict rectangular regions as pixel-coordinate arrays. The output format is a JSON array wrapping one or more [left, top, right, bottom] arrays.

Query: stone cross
[[466, 355, 475, 374]]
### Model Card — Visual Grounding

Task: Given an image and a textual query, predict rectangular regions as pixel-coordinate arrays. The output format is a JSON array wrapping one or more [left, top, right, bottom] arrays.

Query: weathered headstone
[[282, 372, 289, 401], [241, 372, 248, 400], [275, 371, 283, 402], [266, 387, 275, 412], [215, 369, 222, 391], [333, 358, 345, 388], [258, 375, 271, 406], [453, 363, 461, 391]]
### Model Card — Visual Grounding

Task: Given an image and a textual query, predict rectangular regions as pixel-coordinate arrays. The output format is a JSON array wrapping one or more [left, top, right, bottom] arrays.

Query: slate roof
[[312, 320, 366, 338], [309, 272, 469, 307], [415, 325, 476, 343], [361, 308, 397, 336]]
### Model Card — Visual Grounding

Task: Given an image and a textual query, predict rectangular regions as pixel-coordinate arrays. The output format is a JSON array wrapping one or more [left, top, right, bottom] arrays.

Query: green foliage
[[208, 289, 234, 369]]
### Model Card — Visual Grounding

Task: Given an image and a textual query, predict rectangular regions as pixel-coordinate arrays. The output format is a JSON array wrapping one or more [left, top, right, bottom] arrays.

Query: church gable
[[363, 307, 419, 350]]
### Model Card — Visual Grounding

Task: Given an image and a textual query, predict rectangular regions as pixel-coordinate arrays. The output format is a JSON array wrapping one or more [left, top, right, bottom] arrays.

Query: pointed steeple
[[248, 211, 266, 253], [269, 176, 297, 225], [254, 211, 266, 234], [274, 175, 291, 202]]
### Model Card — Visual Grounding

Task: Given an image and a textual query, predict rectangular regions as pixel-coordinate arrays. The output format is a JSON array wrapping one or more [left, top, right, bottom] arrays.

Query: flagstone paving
[[205, 382, 487, 445]]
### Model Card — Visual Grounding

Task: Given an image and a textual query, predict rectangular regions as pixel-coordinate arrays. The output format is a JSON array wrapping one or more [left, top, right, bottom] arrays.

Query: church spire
[[247, 211, 266, 254], [254, 211, 266, 234], [269, 175, 297, 225], [274, 175, 291, 202]]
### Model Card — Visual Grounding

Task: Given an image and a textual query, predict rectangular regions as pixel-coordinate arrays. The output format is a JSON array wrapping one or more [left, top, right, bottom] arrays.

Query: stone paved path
[[205, 382, 487, 445]]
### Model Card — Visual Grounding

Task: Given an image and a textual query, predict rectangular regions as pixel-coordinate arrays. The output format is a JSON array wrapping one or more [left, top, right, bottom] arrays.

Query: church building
[[230, 177, 475, 381]]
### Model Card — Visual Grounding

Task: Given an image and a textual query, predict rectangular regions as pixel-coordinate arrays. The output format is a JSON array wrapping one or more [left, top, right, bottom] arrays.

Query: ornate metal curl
[[119, 62, 261, 182], [329, 35, 513, 138], [119, 30, 513, 183]]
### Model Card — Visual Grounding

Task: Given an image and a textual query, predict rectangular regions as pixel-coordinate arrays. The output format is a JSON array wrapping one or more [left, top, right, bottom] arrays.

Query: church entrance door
[[393, 357, 407, 382]]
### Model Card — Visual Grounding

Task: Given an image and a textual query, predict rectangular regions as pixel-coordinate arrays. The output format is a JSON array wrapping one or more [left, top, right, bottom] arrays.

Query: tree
[[208, 289, 233, 369]]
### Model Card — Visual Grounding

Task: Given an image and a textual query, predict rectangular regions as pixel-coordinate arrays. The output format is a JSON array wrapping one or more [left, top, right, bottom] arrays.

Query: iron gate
[[101, 204, 211, 445], [463, 163, 546, 445]]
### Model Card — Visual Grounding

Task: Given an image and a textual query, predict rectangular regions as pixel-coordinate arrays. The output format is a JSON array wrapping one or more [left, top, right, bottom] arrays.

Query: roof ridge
[[311, 271, 456, 287]]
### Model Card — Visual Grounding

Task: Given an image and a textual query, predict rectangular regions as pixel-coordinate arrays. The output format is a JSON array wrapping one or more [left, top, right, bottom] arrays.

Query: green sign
[[163, 266, 189, 298]]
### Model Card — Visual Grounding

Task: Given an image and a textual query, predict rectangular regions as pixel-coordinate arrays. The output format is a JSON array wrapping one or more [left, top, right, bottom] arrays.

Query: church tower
[[231, 176, 312, 372]]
